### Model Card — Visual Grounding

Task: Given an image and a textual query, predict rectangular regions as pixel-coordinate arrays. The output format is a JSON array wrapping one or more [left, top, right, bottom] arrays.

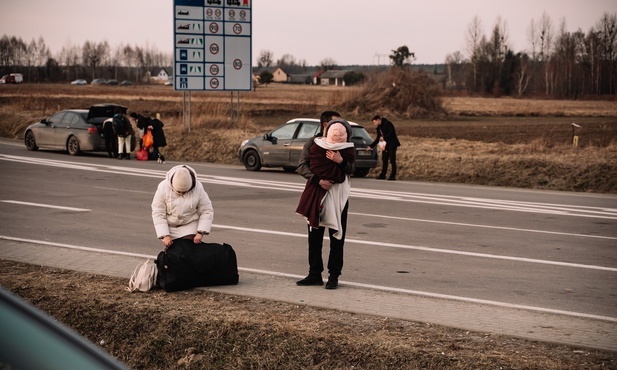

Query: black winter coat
[[369, 117, 401, 151]]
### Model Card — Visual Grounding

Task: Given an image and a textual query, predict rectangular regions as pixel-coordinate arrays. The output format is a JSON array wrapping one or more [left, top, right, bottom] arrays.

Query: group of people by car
[[102, 108, 167, 162], [152, 110, 399, 291]]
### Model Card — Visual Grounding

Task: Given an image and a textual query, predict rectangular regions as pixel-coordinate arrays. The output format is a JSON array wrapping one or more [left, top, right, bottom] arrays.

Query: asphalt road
[[1, 139, 616, 321]]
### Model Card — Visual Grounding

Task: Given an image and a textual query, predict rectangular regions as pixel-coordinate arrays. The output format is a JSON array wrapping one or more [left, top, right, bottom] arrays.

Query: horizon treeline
[[1, 12, 615, 98]]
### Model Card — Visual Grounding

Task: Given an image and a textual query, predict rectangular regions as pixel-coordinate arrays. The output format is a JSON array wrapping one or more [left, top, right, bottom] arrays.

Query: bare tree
[[444, 51, 465, 90], [58, 43, 82, 80], [319, 57, 337, 72], [276, 53, 296, 74], [257, 49, 273, 67], [82, 41, 109, 81], [465, 16, 484, 90], [515, 53, 532, 96], [595, 12, 617, 94]]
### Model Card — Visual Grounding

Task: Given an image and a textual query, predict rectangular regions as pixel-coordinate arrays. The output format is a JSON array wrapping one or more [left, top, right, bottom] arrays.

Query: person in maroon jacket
[[367, 115, 401, 180], [296, 112, 355, 290]]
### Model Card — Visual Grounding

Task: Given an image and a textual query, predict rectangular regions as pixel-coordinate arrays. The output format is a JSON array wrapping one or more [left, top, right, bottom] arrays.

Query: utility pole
[[373, 52, 387, 65]]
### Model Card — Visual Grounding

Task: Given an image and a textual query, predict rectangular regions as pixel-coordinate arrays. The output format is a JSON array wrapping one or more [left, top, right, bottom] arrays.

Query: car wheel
[[24, 130, 38, 151], [67, 135, 81, 156], [243, 150, 261, 171], [353, 168, 370, 177]]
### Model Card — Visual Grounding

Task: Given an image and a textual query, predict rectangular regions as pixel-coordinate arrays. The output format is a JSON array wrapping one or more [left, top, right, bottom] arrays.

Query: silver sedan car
[[238, 118, 378, 177], [24, 104, 127, 156]]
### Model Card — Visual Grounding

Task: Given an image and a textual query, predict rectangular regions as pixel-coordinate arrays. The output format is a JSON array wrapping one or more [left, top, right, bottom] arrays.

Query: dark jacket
[[297, 121, 356, 185], [369, 117, 401, 151], [136, 115, 167, 148]]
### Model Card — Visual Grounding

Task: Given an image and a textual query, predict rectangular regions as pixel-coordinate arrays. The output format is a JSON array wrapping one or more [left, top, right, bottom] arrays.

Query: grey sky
[[1, 0, 615, 66]]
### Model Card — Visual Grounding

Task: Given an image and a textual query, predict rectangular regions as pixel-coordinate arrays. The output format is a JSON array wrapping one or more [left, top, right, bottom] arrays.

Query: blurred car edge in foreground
[[238, 118, 378, 177], [24, 103, 127, 156], [0, 286, 130, 370]]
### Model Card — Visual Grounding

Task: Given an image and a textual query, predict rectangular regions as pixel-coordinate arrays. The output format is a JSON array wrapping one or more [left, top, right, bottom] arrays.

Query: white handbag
[[127, 259, 158, 292]]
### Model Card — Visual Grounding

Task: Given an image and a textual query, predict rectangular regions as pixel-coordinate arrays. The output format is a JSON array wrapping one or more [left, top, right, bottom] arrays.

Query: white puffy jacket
[[151, 165, 214, 239]]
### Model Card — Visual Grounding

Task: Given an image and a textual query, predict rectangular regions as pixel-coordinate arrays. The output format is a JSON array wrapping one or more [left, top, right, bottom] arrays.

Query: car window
[[48, 112, 66, 125], [351, 126, 374, 141], [296, 122, 319, 139], [65, 112, 81, 126], [271, 122, 299, 140]]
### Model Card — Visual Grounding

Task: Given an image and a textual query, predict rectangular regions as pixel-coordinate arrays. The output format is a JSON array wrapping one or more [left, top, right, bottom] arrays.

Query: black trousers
[[379, 147, 397, 178], [306, 201, 348, 277], [104, 134, 118, 157]]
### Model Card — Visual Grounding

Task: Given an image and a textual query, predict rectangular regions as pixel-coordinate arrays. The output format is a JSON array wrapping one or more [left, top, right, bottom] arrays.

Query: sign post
[[173, 0, 252, 129], [173, 0, 252, 91]]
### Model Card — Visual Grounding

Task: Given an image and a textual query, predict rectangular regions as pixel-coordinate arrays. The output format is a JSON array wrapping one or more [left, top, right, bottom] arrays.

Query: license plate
[[357, 150, 371, 157]]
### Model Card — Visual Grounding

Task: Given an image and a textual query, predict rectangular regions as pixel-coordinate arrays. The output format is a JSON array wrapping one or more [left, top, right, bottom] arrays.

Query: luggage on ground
[[156, 238, 239, 292]]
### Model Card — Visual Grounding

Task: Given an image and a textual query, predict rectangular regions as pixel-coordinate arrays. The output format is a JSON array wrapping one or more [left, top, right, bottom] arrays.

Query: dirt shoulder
[[1, 259, 615, 370]]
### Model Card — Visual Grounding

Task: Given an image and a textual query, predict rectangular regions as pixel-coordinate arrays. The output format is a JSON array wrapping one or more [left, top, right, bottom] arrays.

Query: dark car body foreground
[[24, 103, 127, 156], [238, 118, 378, 177], [0, 287, 129, 370]]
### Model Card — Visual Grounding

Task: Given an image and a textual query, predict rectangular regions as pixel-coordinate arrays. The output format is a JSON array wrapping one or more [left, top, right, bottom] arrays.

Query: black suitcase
[[156, 239, 239, 292]]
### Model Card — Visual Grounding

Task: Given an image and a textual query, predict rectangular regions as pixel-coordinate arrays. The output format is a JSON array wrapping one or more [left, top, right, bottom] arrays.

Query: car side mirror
[[40, 119, 47, 124], [264, 133, 277, 144]]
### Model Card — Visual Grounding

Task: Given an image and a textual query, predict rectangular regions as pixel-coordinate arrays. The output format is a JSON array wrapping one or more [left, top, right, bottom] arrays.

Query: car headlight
[[240, 139, 249, 147]]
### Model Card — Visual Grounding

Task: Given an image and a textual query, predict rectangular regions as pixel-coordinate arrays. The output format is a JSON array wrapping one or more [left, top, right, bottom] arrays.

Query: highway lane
[[1, 139, 616, 320]]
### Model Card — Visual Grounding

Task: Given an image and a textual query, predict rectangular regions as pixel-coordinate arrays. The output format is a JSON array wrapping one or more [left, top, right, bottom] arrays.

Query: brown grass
[[1, 83, 616, 193], [2, 260, 615, 370]]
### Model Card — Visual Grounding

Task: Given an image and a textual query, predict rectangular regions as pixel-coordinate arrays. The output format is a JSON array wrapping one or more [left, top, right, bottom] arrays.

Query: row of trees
[[0, 35, 171, 83], [2, 11, 616, 97], [445, 12, 617, 97]]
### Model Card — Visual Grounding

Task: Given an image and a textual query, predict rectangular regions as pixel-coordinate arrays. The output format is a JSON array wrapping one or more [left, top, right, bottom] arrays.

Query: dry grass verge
[[1, 83, 616, 193], [1, 260, 615, 370]]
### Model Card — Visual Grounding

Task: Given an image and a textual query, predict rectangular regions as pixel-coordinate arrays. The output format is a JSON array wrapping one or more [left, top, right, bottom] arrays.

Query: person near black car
[[296, 111, 356, 290], [130, 112, 167, 160], [112, 107, 134, 160], [367, 115, 401, 180], [102, 117, 118, 158]]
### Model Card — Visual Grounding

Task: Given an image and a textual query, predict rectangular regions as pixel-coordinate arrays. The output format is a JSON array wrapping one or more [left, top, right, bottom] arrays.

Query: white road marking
[[212, 224, 617, 272], [3, 153, 617, 220], [0, 200, 90, 212], [349, 212, 617, 240], [2, 235, 616, 323]]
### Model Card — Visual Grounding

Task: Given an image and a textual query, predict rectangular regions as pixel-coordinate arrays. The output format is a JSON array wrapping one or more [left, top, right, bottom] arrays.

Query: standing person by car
[[112, 107, 133, 160], [296, 120, 355, 238], [130, 112, 167, 160], [366, 115, 401, 180], [296, 111, 356, 290], [102, 117, 118, 158]]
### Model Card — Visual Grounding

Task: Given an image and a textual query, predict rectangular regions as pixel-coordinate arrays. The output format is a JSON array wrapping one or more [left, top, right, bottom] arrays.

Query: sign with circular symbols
[[174, 0, 252, 91]]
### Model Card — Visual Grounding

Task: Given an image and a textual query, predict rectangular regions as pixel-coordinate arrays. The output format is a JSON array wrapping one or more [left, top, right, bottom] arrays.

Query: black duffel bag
[[156, 238, 239, 292]]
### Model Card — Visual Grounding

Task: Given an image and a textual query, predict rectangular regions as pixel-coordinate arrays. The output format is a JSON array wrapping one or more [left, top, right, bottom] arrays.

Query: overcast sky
[[1, 0, 615, 66]]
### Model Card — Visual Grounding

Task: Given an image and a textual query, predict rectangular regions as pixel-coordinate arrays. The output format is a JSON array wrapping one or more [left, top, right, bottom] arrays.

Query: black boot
[[296, 275, 323, 286]]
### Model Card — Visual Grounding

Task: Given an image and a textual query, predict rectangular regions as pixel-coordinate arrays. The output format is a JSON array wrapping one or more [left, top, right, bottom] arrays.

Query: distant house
[[145, 68, 171, 83], [320, 69, 351, 86], [253, 67, 287, 83]]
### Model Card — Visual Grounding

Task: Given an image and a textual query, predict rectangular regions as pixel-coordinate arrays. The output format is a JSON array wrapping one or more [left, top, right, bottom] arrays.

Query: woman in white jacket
[[151, 165, 214, 249]]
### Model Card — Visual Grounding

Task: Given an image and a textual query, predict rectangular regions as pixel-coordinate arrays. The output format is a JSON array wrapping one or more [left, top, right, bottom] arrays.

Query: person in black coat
[[130, 112, 167, 160], [367, 115, 401, 180], [102, 117, 118, 158]]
